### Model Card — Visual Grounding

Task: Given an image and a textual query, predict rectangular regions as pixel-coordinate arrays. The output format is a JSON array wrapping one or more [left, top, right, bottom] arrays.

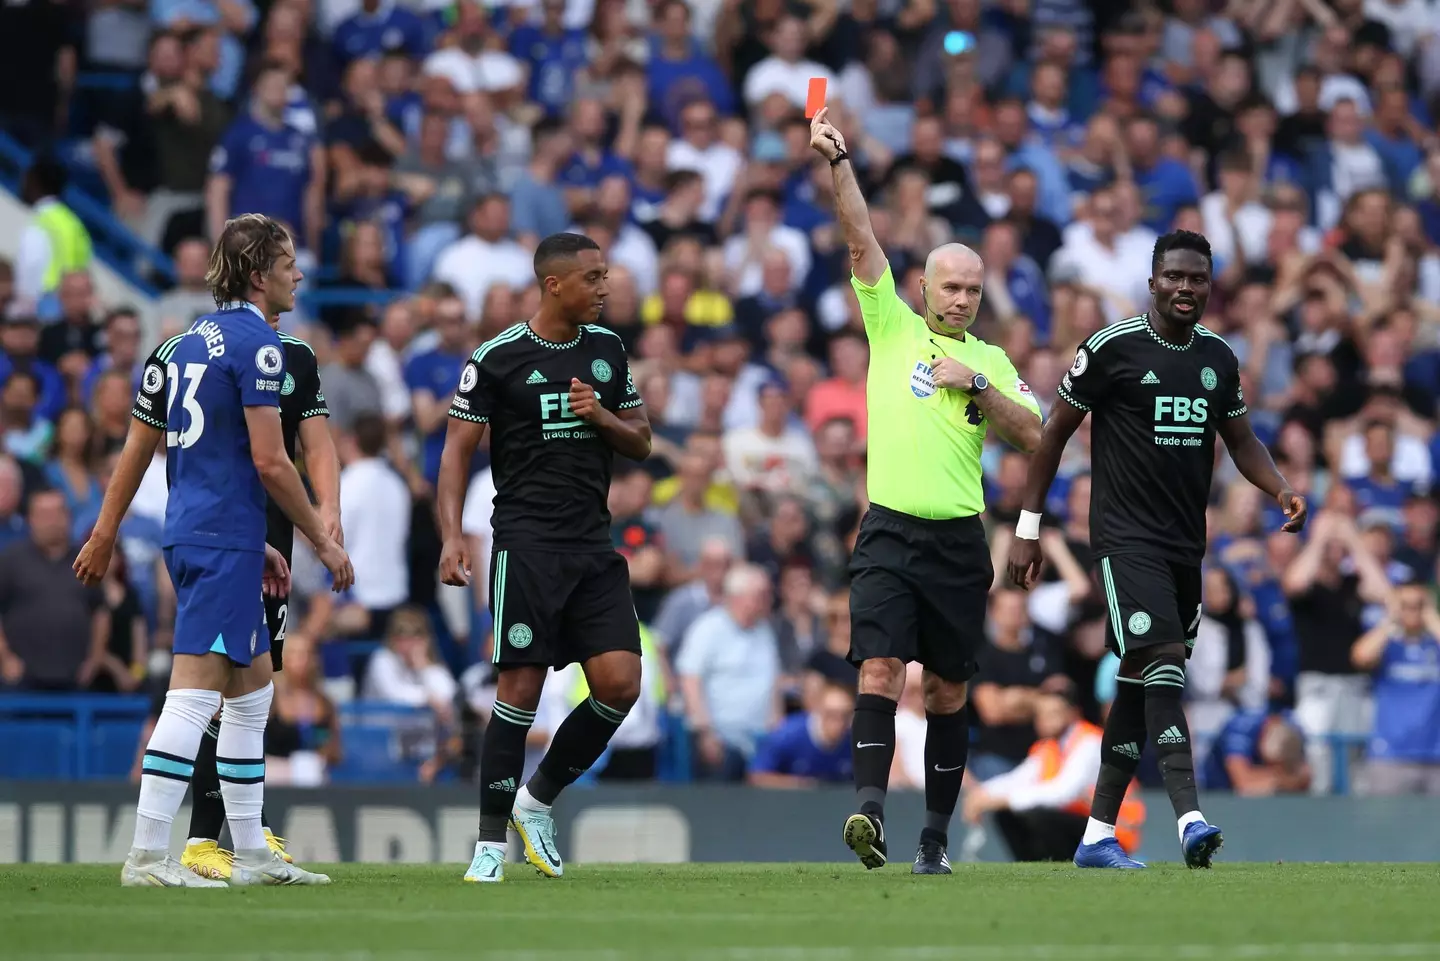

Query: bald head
[[920, 243, 985, 337]]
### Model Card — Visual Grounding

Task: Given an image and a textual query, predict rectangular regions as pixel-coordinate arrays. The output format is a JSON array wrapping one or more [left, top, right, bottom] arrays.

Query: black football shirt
[[448, 321, 643, 553], [1056, 313, 1246, 566], [132, 331, 330, 562]]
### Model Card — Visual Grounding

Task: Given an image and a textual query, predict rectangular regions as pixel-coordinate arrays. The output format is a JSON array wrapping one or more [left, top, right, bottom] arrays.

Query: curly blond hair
[[205, 214, 294, 307]]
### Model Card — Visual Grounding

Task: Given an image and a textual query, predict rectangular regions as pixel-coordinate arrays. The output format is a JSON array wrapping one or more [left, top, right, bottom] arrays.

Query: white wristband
[[1015, 510, 1042, 540]]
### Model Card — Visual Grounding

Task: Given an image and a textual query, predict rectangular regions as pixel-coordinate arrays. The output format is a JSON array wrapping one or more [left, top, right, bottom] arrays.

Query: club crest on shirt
[[591, 359, 613, 383], [910, 360, 937, 398], [1200, 367, 1217, 391], [281, 373, 295, 396]]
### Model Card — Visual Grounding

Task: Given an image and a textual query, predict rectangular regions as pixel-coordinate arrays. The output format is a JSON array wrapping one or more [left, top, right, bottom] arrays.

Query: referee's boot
[[911, 829, 952, 875], [1181, 820, 1224, 869], [843, 812, 887, 870]]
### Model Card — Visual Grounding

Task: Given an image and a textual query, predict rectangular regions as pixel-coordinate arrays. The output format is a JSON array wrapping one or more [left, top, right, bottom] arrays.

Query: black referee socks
[[852, 693, 898, 820], [923, 708, 969, 841], [1091, 676, 1147, 827], [1143, 656, 1200, 818], [528, 695, 630, 805], [478, 700, 535, 842]]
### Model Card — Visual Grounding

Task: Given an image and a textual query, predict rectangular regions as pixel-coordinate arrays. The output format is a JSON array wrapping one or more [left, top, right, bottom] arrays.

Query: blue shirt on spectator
[[405, 347, 467, 485], [333, 1, 429, 65], [645, 37, 734, 130], [750, 712, 853, 782], [0, 355, 66, 422], [1369, 634, 1440, 762], [1201, 709, 1292, 790], [211, 114, 316, 242], [1350, 475, 1410, 517], [1133, 158, 1200, 232], [509, 24, 588, 117], [510, 172, 570, 240], [559, 151, 632, 189]]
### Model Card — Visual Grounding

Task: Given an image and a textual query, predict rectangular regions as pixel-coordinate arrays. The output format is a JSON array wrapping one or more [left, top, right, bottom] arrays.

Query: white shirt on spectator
[[14, 199, 60, 307], [981, 724, 1102, 811], [461, 467, 497, 604], [422, 47, 525, 95], [722, 226, 812, 298], [1340, 432, 1434, 488], [722, 361, 777, 431], [675, 606, 780, 757], [362, 645, 459, 706], [601, 223, 659, 297], [366, 338, 414, 421], [723, 422, 817, 494], [666, 139, 743, 223], [1200, 193, 1274, 267], [1362, 0, 1436, 57], [1051, 228, 1151, 322], [340, 456, 412, 610], [1187, 614, 1273, 742], [433, 234, 533, 321], [742, 58, 835, 111]]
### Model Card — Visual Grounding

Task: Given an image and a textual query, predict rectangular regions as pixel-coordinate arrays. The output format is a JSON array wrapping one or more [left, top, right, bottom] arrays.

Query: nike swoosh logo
[[933, 763, 965, 772], [855, 742, 887, 749]]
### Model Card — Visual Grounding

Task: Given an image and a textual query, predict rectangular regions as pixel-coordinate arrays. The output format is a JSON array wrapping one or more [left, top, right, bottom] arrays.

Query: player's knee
[[495, 665, 546, 712], [921, 671, 968, 714], [1130, 646, 1187, 693], [857, 658, 905, 700], [1125, 643, 1187, 675], [590, 674, 641, 713]]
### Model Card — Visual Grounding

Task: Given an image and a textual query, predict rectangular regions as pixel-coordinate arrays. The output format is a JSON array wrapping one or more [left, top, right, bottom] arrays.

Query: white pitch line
[[24, 944, 1440, 961]]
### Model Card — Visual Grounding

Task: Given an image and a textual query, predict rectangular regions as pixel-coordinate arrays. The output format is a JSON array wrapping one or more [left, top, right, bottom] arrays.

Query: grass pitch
[[2, 863, 1438, 961]]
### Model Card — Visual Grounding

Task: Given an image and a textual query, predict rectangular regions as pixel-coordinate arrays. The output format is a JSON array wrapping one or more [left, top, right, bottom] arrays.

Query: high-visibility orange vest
[[1030, 720, 1146, 854]]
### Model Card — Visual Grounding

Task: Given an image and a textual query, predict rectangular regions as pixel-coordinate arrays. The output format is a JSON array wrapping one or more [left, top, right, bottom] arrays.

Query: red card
[[805, 77, 827, 119]]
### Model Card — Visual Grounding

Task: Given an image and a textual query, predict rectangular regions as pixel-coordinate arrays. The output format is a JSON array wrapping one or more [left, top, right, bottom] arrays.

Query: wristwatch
[[966, 373, 989, 396]]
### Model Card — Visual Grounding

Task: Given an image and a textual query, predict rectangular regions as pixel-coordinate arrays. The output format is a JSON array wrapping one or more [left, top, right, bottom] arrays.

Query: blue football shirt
[[1369, 635, 1440, 762], [161, 303, 285, 554]]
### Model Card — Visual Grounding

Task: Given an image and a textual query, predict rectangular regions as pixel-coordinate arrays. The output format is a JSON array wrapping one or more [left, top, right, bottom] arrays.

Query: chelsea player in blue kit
[[78, 215, 352, 886]]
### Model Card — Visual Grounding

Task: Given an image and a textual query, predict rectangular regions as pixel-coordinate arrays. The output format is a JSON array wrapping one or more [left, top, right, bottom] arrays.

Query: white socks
[[1082, 817, 1117, 846], [134, 688, 222, 851], [218, 682, 273, 852], [514, 785, 550, 814], [1177, 810, 1206, 841]]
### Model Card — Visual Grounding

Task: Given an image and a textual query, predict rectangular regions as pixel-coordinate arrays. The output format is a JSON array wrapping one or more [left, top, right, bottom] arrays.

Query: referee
[[809, 109, 1043, 874]]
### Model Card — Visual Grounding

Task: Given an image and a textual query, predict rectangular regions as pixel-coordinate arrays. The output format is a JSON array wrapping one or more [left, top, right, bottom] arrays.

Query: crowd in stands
[[1, 0, 1439, 798]]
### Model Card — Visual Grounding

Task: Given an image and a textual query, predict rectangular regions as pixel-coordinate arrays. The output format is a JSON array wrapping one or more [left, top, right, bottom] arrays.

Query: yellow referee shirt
[[854, 266, 1040, 519]]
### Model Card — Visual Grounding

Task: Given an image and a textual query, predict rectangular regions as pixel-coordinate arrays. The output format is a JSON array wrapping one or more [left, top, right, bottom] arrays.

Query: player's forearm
[[258, 459, 329, 547], [1018, 424, 1068, 513], [831, 159, 885, 285], [1226, 428, 1290, 499], [299, 418, 341, 514], [436, 418, 483, 542], [975, 390, 1042, 453], [592, 408, 651, 460], [92, 422, 163, 540]]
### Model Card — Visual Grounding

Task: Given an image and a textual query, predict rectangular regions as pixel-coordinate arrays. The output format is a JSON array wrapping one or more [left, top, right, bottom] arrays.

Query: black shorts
[[847, 505, 992, 683], [1097, 554, 1202, 657], [489, 548, 640, 669], [264, 593, 291, 672]]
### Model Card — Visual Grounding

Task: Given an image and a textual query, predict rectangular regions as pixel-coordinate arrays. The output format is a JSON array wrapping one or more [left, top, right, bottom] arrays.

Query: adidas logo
[[526, 370, 546, 385], [488, 777, 517, 792], [1156, 725, 1187, 745], [1141, 371, 1160, 385], [1113, 742, 1141, 760]]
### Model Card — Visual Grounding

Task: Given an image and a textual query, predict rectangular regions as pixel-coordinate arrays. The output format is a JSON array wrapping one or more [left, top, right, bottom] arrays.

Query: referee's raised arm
[[809, 108, 886, 287]]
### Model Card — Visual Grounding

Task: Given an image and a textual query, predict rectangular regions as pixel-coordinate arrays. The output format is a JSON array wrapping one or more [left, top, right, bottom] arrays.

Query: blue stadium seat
[[0, 722, 76, 778], [328, 725, 419, 783], [87, 718, 145, 780]]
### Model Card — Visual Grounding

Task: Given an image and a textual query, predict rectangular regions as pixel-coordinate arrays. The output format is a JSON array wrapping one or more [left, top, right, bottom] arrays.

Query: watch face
[[972, 374, 988, 392]]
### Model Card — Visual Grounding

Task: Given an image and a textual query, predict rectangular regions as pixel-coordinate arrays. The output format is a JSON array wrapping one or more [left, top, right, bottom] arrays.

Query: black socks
[[851, 693, 897, 819], [1143, 655, 1199, 818], [477, 700, 534, 842]]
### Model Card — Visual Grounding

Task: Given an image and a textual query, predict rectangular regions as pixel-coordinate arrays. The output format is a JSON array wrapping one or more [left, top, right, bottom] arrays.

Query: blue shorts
[[164, 545, 270, 666]]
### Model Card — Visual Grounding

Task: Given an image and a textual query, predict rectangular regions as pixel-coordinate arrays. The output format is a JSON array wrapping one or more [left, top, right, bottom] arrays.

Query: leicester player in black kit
[[437, 232, 650, 884], [82, 321, 339, 881], [1007, 231, 1308, 869]]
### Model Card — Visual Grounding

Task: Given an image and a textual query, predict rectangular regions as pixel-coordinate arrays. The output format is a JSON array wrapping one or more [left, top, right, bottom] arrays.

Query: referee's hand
[[1006, 536, 1044, 591]]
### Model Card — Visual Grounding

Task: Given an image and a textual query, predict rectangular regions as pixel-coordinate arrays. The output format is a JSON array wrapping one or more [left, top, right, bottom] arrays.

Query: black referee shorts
[[847, 504, 992, 683], [1097, 553, 1202, 658], [489, 548, 641, 670]]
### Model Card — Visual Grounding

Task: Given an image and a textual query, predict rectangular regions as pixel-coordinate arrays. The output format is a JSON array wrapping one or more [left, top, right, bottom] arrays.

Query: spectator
[[677, 564, 781, 780], [723, 376, 816, 502], [1, 372, 53, 466], [45, 409, 103, 535], [0, 490, 108, 691], [1283, 510, 1393, 793], [0, 457, 28, 552], [971, 588, 1066, 780], [1352, 582, 1440, 796], [14, 159, 93, 308], [265, 635, 341, 786], [803, 332, 868, 439], [320, 317, 385, 434], [154, 239, 217, 338], [1199, 709, 1312, 795], [652, 535, 732, 655], [608, 465, 665, 623], [653, 447, 744, 570], [432, 195, 532, 322], [1188, 567, 1273, 740], [0, 311, 67, 428], [405, 295, 472, 487], [963, 680, 1144, 861], [81, 308, 145, 404], [361, 606, 458, 721], [748, 678, 855, 788], [338, 414, 411, 632], [39, 272, 102, 378]]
